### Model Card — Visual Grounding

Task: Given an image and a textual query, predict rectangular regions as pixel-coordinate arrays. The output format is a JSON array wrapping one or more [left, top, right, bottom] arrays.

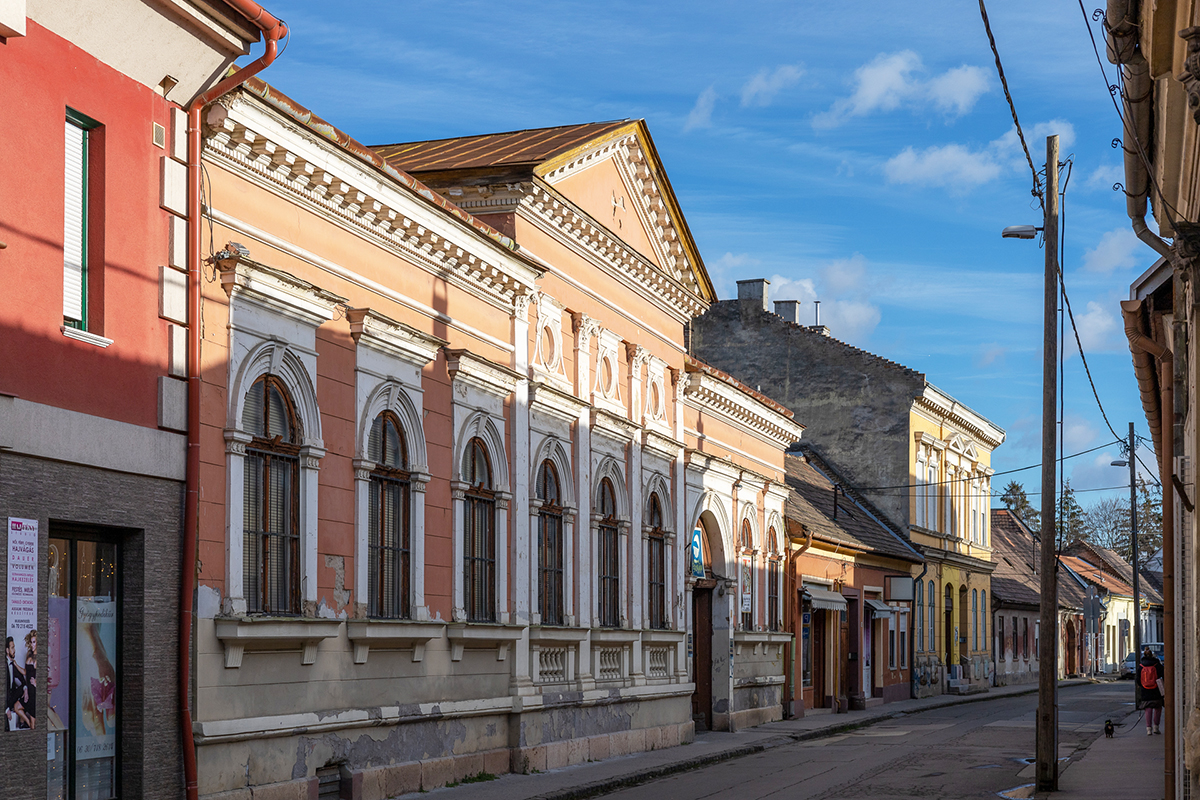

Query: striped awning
[[803, 586, 847, 611], [864, 598, 893, 618]]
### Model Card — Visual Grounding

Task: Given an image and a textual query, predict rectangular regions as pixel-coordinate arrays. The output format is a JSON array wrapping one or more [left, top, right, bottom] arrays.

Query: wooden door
[[839, 610, 850, 708], [691, 588, 713, 730]]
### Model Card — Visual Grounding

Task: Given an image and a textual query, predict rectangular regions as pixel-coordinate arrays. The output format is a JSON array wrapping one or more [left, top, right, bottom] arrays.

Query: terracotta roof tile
[[373, 121, 631, 173]]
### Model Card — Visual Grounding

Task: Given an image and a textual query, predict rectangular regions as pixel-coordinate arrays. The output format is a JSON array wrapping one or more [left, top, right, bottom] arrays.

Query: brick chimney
[[736, 278, 769, 313], [774, 300, 800, 324]]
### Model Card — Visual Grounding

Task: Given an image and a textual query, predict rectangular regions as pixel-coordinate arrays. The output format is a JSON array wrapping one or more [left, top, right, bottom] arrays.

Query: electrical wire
[[978, 0, 1044, 208]]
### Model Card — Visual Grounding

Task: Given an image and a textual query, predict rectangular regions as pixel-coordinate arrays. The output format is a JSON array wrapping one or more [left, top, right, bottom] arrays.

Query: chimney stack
[[774, 300, 801, 324], [736, 279, 769, 313]]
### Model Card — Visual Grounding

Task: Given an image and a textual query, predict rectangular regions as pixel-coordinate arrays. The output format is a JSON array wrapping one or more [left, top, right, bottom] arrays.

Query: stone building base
[[201, 722, 695, 800]]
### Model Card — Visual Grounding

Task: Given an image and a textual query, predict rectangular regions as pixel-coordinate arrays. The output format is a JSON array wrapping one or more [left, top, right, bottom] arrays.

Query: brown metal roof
[[373, 121, 632, 173]]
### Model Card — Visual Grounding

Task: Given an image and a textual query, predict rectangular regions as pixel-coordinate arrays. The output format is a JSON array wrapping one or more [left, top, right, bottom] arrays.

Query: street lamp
[[1111, 423, 1141, 704], [1001, 134, 1060, 792]]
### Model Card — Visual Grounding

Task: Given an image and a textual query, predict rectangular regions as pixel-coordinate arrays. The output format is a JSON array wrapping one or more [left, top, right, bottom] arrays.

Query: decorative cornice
[[203, 96, 539, 313], [217, 258, 344, 327], [346, 308, 446, 367], [519, 184, 707, 323], [444, 348, 521, 398], [916, 384, 1005, 449], [643, 429, 684, 461], [683, 371, 803, 450], [529, 381, 589, 424], [591, 407, 640, 444]]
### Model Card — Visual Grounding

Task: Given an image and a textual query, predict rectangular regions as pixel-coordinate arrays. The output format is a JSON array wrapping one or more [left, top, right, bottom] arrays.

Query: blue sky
[[249, 0, 1158, 505]]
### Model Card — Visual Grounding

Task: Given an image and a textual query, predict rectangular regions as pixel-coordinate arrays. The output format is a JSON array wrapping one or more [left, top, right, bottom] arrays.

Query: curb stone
[[518, 680, 1094, 800]]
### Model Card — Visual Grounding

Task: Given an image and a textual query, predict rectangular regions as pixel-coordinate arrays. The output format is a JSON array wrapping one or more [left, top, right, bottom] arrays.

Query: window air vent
[[153, 123, 166, 149]]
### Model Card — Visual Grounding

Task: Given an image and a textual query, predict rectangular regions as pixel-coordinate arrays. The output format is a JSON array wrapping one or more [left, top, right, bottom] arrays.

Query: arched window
[[597, 478, 620, 628], [243, 375, 301, 614], [927, 580, 936, 657], [463, 438, 495, 622], [767, 529, 780, 632], [980, 589, 987, 646], [916, 581, 924, 652], [915, 457, 926, 528], [972, 589, 978, 650], [739, 519, 754, 630], [536, 460, 564, 626], [647, 493, 667, 630], [368, 412, 410, 619]]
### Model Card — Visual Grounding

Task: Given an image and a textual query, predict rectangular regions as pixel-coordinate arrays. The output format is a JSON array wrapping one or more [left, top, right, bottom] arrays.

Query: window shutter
[[64, 120, 87, 323]]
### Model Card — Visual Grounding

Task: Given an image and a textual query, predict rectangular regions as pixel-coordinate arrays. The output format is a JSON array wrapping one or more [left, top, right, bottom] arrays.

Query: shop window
[[801, 604, 813, 688], [243, 375, 301, 615], [597, 478, 620, 628], [45, 536, 120, 799], [537, 459, 564, 626], [367, 412, 411, 619], [899, 611, 908, 668], [888, 612, 897, 669], [463, 438, 496, 622], [647, 493, 667, 630]]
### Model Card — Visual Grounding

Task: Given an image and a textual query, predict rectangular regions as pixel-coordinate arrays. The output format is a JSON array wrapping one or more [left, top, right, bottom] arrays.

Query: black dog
[[1104, 719, 1115, 738]]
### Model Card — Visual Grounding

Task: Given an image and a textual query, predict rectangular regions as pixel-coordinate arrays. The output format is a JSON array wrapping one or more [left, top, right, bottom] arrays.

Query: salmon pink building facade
[[185, 82, 801, 799]]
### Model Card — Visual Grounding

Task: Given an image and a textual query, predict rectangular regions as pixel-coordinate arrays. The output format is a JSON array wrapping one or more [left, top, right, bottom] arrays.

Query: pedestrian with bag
[[1140, 646, 1165, 735]]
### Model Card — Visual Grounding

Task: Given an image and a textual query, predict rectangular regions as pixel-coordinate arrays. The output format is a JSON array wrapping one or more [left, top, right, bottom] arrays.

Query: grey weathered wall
[[0, 452, 183, 800], [691, 299, 924, 532]]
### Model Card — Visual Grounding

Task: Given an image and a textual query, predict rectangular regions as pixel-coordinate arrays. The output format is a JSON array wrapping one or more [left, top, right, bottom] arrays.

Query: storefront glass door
[[47, 537, 119, 800]]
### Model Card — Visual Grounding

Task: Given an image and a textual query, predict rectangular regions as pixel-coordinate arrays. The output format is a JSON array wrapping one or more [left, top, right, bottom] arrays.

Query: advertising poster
[[6, 517, 38, 732], [689, 527, 704, 578], [740, 557, 753, 613], [75, 598, 116, 761]]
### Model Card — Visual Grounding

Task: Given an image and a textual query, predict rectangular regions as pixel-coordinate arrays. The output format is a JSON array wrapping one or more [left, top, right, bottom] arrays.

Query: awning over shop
[[803, 586, 847, 611], [864, 598, 893, 617]]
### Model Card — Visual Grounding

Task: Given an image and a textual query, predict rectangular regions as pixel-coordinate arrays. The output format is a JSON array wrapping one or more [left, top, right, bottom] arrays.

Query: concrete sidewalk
[[1035, 702, 1165, 800], [406, 680, 1090, 800]]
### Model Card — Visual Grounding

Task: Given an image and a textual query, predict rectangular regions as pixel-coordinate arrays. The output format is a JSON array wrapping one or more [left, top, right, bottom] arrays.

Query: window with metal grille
[[647, 493, 667, 630], [368, 412, 410, 619], [972, 589, 978, 651], [243, 375, 301, 614], [767, 529, 780, 632], [739, 520, 754, 630], [462, 438, 495, 622], [1022, 617, 1029, 660], [597, 478, 620, 628], [928, 580, 936, 653], [536, 460, 564, 626]]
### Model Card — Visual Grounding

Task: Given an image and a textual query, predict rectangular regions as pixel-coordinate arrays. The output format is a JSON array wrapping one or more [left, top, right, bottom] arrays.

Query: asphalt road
[[599, 682, 1141, 799]]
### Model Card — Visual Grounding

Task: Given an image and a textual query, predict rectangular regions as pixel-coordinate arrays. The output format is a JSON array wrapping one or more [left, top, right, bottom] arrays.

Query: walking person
[[1140, 646, 1165, 735]]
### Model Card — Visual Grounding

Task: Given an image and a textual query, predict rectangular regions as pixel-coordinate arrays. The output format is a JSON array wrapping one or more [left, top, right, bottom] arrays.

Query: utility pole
[[1129, 422, 1141, 707], [1036, 134, 1060, 793]]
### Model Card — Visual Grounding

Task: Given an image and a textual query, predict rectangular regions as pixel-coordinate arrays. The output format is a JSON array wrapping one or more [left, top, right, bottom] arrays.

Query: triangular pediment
[[535, 122, 713, 304]]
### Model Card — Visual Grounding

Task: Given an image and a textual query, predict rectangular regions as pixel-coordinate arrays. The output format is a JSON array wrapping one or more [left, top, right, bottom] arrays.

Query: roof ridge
[[371, 119, 634, 150]]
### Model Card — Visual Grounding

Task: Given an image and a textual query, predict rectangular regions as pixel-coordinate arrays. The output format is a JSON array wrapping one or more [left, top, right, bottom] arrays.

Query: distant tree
[[1056, 479, 1086, 548], [1081, 496, 1131, 558], [1136, 478, 1163, 565], [1001, 481, 1039, 531]]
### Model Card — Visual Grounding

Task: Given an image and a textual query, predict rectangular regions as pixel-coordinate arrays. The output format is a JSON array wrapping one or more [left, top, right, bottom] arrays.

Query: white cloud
[[976, 343, 1006, 368], [741, 65, 804, 107], [1062, 413, 1098, 452], [1083, 227, 1141, 273], [1072, 300, 1120, 355], [684, 86, 717, 132], [883, 143, 1002, 189], [927, 65, 990, 115], [813, 51, 989, 129], [1086, 163, 1123, 191], [767, 254, 882, 343], [883, 118, 1073, 191]]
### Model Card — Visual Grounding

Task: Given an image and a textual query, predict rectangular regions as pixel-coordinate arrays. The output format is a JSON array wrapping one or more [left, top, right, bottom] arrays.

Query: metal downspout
[[183, 8, 287, 800], [1106, 0, 1173, 258]]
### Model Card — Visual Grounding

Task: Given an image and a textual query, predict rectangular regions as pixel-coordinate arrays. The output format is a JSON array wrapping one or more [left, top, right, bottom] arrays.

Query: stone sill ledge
[[446, 623, 525, 661], [214, 616, 342, 668], [346, 619, 446, 664]]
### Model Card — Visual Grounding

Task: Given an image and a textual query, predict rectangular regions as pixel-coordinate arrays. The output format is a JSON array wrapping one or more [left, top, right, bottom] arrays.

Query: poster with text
[[74, 598, 116, 761], [689, 528, 704, 578], [6, 517, 38, 732]]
